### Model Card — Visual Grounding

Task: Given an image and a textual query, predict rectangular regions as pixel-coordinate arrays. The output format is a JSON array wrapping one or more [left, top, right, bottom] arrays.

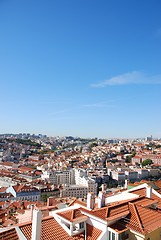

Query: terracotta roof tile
[[120, 202, 161, 235], [78, 195, 157, 223], [86, 224, 102, 240], [107, 203, 129, 218], [20, 222, 31, 239], [134, 204, 161, 233], [79, 207, 107, 220], [130, 187, 146, 196], [80, 202, 130, 221], [130, 185, 161, 202], [93, 207, 108, 220], [57, 209, 86, 222], [132, 196, 158, 207], [127, 203, 144, 234], [69, 198, 87, 207], [0, 187, 7, 193], [13, 185, 24, 193], [0, 228, 19, 240], [20, 216, 85, 240]]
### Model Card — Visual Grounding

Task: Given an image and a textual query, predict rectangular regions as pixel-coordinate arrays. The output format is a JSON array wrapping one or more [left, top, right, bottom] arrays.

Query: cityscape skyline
[[0, 132, 158, 141], [0, 1, 161, 139]]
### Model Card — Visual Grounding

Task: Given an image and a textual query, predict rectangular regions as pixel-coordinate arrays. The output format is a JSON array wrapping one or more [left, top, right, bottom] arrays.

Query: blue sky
[[0, 0, 161, 139]]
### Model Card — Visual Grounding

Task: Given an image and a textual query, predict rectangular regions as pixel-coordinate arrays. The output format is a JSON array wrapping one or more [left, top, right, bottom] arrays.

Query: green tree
[[90, 142, 98, 148], [41, 194, 48, 202], [142, 159, 153, 166], [131, 151, 136, 157], [125, 155, 132, 163]]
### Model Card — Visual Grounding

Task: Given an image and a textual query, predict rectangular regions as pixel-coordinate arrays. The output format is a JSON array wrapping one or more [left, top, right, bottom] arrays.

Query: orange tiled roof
[[127, 202, 144, 234], [80, 201, 130, 221], [130, 187, 146, 196], [132, 196, 158, 207], [10, 201, 22, 209], [0, 228, 19, 240], [0, 209, 6, 215], [130, 186, 161, 201], [13, 185, 24, 193], [19, 215, 102, 240], [155, 200, 161, 209], [127, 202, 161, 234], [19, 222, 32, 239], [0, 187, 7, 193], [57, 208, 86, 222], [68, 198, 87, 207], [107, 202, 129, 218], [151, 192, 161, 201], [79, 195, 158, 223], [110, 201, 161, 235], [20, 216, 85, 240], [3, 218, 17, 227], [79, 207, 107, 220], [153, 180, 161, 190], [86, 223, 102, 240]]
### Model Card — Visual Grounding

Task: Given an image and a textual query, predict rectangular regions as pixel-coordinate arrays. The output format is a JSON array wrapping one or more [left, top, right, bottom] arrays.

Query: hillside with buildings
[[0, 134, 161, 239]]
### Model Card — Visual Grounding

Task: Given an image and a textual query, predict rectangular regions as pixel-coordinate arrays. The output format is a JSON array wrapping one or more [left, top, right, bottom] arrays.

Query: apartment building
[[60, 178, 97, 198], [132, 154, 161, 166], [110, 171, 125, 181], [6, 184, 40, 201], [131, 155, 142, 165], [74, 168, 88, 185], [124, 170, 138, 181], [41, 169, 75, 185], [60, 184, 90, 198], [137, 168, 149, 179]]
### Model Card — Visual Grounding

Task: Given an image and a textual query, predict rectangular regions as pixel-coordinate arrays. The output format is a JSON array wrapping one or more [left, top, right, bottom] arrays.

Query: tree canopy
[[142, 159, 153, 166]]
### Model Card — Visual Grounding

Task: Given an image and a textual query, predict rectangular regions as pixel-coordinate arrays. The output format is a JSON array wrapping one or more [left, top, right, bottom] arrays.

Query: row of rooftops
[[1, 137, 161, 174], [1, 181, 161, 239]]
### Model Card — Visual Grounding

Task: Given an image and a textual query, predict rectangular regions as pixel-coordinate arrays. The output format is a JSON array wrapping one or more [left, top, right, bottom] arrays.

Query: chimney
[[87, 192, 95, 209], [146, 186, 152, 198], [97, 191, 105, 208], [101, 184, 107, 192], [31, 209, 42, 240], [31, 204, 35, 221], [21, 201, 25, 210], [124, 179, 128, 189]]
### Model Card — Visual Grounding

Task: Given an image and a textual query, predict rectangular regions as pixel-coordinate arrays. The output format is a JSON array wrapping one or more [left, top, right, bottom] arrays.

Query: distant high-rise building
[[146, 135, 152, 141]]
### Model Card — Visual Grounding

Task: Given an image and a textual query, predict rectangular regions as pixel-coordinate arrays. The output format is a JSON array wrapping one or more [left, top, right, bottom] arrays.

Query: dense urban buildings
[[0, 133, 161, 239]]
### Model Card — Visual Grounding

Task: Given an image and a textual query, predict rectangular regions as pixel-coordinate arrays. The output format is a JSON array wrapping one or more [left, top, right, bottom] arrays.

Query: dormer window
[[53, 208, 88, 237]]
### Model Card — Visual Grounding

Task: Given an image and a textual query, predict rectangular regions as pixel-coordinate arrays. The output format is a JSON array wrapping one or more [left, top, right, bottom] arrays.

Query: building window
[[109, 231, 116, 240], [80, 222, 84, 229], [118, 232, 129, 240], [112, 232, 115, 240], [108, 231, 111, 240]]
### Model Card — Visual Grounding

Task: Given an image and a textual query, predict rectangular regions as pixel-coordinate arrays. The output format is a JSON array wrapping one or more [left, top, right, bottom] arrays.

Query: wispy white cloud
[[49, 109, 72, 116], [91, 71, 161, 88], [81, 101, 115, 108], [81, 103, 106, 108]]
